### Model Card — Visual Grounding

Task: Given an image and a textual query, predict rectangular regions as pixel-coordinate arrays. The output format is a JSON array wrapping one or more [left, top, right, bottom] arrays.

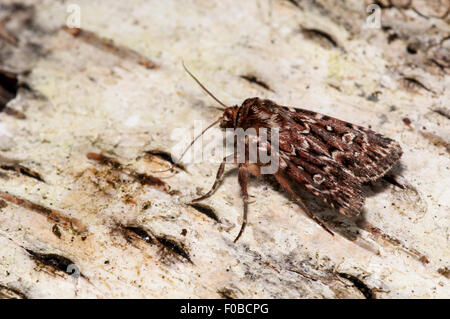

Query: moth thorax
[[220, 106, 240, 128]]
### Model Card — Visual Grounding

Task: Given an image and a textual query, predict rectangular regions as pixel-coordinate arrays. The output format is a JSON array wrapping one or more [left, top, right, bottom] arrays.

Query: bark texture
[[0, 0, 448, 298]]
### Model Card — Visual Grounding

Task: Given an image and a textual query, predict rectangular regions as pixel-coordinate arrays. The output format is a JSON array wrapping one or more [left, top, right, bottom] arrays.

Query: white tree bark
[[0, 0, 448, 298]]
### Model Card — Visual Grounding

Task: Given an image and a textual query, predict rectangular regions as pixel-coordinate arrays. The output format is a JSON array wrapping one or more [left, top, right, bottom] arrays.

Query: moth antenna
[[148, 118, 221, 173], [182, 60, 228, 110]]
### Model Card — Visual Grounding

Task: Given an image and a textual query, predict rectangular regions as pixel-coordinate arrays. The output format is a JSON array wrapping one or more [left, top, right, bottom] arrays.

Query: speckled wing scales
[[265, 102, 402, 217], [284, 106, 403, 182], [283, 147, 364, 217]]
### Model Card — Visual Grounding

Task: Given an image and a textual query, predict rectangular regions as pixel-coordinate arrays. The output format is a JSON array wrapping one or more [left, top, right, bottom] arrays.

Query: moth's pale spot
[[297, 165, 304, 171], [326, 125, 333, 131], [256, 110, 272, 121], [290, 144, 296, 155], [315, 114, 323, 119], [300, 139, 309, 149], [313, 174, 325, 185], [279, 160, 287, 169], [288, 107, 296, 112], [342, 132, 355, 144], [362, 132, 369, 143], [298, 123, 310, 134]]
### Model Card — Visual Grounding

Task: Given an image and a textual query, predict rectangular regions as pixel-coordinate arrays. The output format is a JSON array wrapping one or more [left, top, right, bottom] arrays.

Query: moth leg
[[192, 154, 236, 202], [234, 164, 249, 243], [273, 172, 334, 236]]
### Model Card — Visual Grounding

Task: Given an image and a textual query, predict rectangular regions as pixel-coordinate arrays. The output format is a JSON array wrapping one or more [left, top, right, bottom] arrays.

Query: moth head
[[220, 106, 240, 128]]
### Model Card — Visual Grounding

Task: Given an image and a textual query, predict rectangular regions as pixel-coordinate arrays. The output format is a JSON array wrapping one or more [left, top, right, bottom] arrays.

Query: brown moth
[[177, 63, 402, 242]]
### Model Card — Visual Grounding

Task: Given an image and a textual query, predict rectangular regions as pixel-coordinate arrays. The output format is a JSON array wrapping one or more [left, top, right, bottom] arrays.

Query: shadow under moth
[[168, 63, 403, 242]]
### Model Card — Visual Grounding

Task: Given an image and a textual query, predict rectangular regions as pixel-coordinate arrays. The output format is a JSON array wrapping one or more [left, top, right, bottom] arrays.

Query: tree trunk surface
[[0, 0, 448, 298]]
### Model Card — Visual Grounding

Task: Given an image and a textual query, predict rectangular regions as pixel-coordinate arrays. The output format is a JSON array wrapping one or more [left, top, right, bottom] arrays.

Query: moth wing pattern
[[282, 152, 364, 217], [280, 106, 403, 183], [248, 99, 402, 217]]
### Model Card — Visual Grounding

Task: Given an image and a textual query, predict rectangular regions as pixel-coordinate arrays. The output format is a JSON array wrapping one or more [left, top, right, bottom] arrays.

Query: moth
[[172, 63, 402, 242]]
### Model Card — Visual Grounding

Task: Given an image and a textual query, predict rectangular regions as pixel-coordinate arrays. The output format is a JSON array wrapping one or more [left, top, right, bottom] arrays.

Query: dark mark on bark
[[286, 267, 319, 282], [86, 152, 121, 169], [374, 0, 412, 10], [87, 152, 169, 192], [0, 190, 87, 234], [403, 77, 434, 94], [0, 69, 18, 111], [286, 0, 301, 9], [357, 220, 430, 264], [52, 224, 62, 238], [0, 199, 7, 209], [418, 131, 450, 153], [144, 149, 185, 171], [437, 267, 450, 279], [124, 226, 154, 244], [0, 3, 31, 12], [301, 27, 338, 49], [387, 32, 399, 44], [3, 106, 26, 119], [338, 273, 374, 299], [62, 26, 157, 69], [432, 108, 450, 120], [156, 236, 192, 264], [411, 7, 432, 19], [134, 172, 167, 189], [240, 75, 273, 92], [142, 201, 152, 210], [0, 164, 45, 182], [188, 202, 219, 222], [402, 117, 412, 127], [0, 284, 27, 299], [0, 19, 17, 46], [328, 83, 341, 91], [26, 249, 83, 277], [367, 91, 381, 102], [119, 225, 192, 264], [430, 58, 448, 73], [217, 288, 237, 299], [373, 0, 391, 9], [406, 42, 419, 54]]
